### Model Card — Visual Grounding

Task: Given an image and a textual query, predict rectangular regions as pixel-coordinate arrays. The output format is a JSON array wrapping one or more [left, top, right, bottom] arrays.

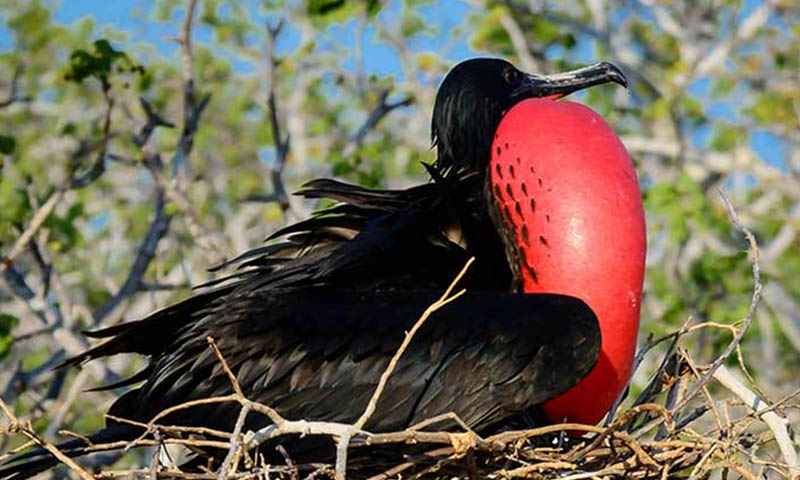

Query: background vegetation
[[1, 0, 798, 475]]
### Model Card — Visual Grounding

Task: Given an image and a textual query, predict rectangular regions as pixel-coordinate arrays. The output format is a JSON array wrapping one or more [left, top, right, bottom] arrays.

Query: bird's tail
[[0, 425, 137, 480]]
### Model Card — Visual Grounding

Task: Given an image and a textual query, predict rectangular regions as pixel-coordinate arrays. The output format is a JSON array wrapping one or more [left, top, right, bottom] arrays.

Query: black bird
[[0, 58, 628, 478]]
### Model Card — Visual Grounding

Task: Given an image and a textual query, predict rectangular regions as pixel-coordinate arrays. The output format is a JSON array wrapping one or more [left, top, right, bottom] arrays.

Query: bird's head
[[431, 58, 626, 174]]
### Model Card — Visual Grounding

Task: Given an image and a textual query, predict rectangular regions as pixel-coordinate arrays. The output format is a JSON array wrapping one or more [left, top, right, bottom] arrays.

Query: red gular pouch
[[489, 98, 646, 427]]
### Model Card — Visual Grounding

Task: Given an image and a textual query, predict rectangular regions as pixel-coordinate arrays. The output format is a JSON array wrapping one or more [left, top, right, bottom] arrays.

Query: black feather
[[3, 58, 623, 477]]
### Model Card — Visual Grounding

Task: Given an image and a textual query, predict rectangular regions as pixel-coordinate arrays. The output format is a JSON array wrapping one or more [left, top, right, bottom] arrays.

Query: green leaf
[[366, 0, 382, 17], [711, 77, 736, 98], [0, 135, 16, 154], [710, 125, 741, 152], [65, 38, 142, 84], [0, 314, 19, 361], [400, 11, 426, 38], [308, 0, 346, 16], [469, 7, 512, 53]]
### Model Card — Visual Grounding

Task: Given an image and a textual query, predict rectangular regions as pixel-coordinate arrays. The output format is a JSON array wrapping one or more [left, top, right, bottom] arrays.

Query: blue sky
[[2, 0, 787, 171], [46, 0, 475, 77]]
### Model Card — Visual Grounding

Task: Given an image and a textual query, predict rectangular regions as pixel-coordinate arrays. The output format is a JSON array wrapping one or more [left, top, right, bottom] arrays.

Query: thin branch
[[2, 264, 39, 302], [0, 65, 30, 109], [177, 0, 199, 95], [136, 282, 190, 292], [344, 89, 413, 156], [263, 19, 291, 213], [68, 86, 114, 189], [1, 189, 65, 270], [206, 337, 245, 399], [217, 404, 250, 480], [693, 2, 771, 77], [93, 181, 171, 324], [353, 257, 474, 431], [0, 396, 95, 480], [674, 189, 762, 411], [2, 79, 118, 271], [712, 366, 798, 476], [497, 8, 541, 72], [91, 97, 175, 326], [155, 0, 217, 256], [134, 97, 175, 147]]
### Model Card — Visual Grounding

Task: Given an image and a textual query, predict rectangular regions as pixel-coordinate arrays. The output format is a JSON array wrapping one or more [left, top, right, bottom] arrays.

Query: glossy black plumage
[[0, 58, 627, 478], [109, 290, 598, 432]]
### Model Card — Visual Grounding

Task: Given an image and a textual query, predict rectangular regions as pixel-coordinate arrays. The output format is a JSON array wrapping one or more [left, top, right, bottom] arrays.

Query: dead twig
[[344, 89, 414, 156], [0, 396, 95, 480], [1, 189, 65, 270], [674, 188, 762, 412], [712, 365, 798, 476], [353, 257, 473, 431]]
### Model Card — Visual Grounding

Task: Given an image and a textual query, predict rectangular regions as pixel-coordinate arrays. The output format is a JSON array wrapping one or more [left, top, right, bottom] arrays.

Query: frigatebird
[[0, 58, 644, 477]]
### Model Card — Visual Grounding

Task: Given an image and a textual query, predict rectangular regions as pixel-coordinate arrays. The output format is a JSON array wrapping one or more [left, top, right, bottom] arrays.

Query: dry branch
[[712, 365, 798, 476], [0, 397, 95, 480], [674, 189, 762, 412], [1, 191, 794, 480]]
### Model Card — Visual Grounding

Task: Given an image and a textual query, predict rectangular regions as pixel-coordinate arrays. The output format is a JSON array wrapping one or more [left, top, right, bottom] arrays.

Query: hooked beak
[[513, 62, 628, 100]]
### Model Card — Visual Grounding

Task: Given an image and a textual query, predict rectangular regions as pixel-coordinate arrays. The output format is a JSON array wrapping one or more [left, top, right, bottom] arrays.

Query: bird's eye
[[503, 68, 520, 85]]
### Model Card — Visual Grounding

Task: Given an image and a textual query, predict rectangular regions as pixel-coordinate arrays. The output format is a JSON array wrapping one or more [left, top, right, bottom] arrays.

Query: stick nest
[[1, 194, 797, 480]]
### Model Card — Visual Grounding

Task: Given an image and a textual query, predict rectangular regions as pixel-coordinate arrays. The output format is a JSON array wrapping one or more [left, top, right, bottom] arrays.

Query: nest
[[1, 196, 797, 480]]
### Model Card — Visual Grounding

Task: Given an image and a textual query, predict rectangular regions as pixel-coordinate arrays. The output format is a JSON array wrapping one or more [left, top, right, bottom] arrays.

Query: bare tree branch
[[0, 65, 30, 109], [257, 19, 292, 214], [1, 189, 65, 270], [68, 86, 114, 189], [2, 78, 118, 271], [674, 189, 762, 411], [344, 89, 413, 157], [135, 97, 175, 147], [712, 365, 798, 476], [498, 8, 541, 72], [93, 180, 171, 324], [149, 0, 218, 258], [176, 0, 199, 104], [0, 396, 96, 480]]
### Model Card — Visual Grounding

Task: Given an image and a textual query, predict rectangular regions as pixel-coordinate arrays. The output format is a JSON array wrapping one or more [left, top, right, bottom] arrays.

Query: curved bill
[[513, 62, 628, 100]]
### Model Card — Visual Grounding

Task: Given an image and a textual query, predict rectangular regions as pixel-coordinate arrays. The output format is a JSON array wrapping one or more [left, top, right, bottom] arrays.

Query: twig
[[1, 189, 65, 270], [134, 97, 175, 147], [2, 73, 118, 272], [88, 97, 175, 326], [205, 259, 475, 480], [0, 396, 96, 480], [712, 365, 799, 476], [674, 188, 761, 411], [262, 19, 291, 214], [344, 89, 413, 156], [353, 257, 474, 431], [177, 0, 199, 102], [0, 65, 30, 108], [217, 404, 251, 480], [497, 8, 541, 72], [154, 0, 216, 256], [206, 338, 245, 399], [93, 181, 171, 324], [68, 85, 114, 189]]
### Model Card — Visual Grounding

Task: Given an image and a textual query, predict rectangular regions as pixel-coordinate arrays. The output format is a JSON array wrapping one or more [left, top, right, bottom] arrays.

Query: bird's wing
[[60, 173, 491, 369], [103, 289, 600, 435]]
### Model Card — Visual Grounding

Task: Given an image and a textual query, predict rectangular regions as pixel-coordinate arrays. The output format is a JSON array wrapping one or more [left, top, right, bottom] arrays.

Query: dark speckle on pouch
[[505, 183, 514, 200], [539, 235, 549, 248]]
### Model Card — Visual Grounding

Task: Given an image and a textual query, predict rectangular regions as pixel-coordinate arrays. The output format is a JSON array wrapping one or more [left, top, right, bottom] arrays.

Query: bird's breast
[[489, 98, 646, 425]]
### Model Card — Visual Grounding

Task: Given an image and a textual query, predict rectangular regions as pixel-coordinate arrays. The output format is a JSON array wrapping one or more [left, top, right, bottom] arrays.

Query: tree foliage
[[1, 0, 799, 474]]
